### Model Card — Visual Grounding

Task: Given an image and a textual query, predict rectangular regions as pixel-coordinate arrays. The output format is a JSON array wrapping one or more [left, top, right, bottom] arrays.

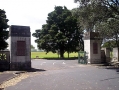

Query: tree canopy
[[0, 9, 9, 50], [74, 0, 119, 47], [102, 40, 119, 51], [33, 6, 83, 58], [31, 45, 35, 49]]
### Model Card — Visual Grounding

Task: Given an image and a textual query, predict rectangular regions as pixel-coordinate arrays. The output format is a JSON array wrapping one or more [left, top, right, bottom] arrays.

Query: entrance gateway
[[9, 25, 31, 70]]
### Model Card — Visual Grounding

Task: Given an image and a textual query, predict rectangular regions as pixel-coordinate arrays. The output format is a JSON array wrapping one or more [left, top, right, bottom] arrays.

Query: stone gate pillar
[[101, 48, 110, 63], [84, 32, 102, 64], [112, 48, 119, 62], [9, 25, 31, 70]]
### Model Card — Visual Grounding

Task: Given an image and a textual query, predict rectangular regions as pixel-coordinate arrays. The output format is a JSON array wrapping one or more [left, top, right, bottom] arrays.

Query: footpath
[[0, 72, 16, 85], [0, 71, 25, 85]]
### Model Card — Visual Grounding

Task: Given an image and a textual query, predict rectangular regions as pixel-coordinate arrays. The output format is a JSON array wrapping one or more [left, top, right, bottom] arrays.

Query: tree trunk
[[57, 53, 59, 58], [60, 49, 64, 58], [68, 52, 69, 58], [115, 34, 119, 47]]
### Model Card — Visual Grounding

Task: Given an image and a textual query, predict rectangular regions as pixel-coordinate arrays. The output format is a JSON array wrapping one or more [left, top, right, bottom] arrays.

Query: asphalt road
[[5, 59, 119, 90]]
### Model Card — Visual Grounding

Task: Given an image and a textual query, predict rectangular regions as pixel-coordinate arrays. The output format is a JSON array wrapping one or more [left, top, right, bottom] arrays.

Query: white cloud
[[0, 0, 78, 49]]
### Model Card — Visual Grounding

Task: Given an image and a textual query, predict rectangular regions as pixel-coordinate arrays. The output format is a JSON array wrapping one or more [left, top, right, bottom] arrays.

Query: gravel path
[[0, 73, 29, 89]]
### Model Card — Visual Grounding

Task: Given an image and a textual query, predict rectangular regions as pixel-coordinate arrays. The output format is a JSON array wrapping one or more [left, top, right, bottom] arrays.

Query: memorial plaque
[[16, 41, 26, 56], [93, 42, 98, 54]]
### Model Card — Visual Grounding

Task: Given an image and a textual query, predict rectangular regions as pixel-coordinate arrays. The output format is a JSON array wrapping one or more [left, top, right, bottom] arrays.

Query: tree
[[74, 0, 119, 20], [102, 40, 119, 51], [95, 15, 119, 47], [33, 6, 83, 58], [0, 9, 9, 50], [74, 0, 111, 31], [31, 45, 35, 49], [74, 0, 119, 46]]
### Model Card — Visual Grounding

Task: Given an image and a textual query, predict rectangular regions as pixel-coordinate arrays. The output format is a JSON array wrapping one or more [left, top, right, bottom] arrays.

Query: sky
[[0, 0, 78, 49]]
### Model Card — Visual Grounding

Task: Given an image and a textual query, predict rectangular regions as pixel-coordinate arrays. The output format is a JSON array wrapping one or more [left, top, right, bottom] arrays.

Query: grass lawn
[[31, 52, 78, 59]]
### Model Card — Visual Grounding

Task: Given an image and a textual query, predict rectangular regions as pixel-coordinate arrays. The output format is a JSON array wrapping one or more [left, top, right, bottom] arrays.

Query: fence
[[0, 51, 10, 70]]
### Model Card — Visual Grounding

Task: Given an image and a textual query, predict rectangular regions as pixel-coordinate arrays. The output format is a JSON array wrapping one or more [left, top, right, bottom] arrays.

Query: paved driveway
[[5, 59, 119, 90]]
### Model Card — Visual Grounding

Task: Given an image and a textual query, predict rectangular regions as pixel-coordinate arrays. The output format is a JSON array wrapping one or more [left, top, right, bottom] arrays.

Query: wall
[[101, 48, 110, 63], [84, 40, 90, 63], [112, 48, 119, 62]]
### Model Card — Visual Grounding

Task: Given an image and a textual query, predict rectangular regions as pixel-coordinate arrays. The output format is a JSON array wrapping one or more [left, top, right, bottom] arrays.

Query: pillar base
[[10, 61, 31, 70]]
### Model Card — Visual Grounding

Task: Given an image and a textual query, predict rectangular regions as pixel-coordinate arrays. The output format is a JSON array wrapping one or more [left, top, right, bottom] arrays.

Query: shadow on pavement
[[0, 88, 4, 90], [0, 68, 46, 74], [100, 77, 119, 81], [35, 57, 78, 60], [105, 66, 119, 71], [0, 69, 8, 72], [26, 68, 46, 72], [95, 64, 119, 73], [100, 65, 119, 73]]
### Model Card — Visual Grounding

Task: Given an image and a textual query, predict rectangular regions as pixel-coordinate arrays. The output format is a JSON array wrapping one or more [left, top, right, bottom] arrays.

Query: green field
[[31, 52, 78, 59]]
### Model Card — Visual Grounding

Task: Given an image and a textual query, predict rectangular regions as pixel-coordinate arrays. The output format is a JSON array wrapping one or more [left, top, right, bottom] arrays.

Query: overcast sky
[[0, 0, 78, 49]]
